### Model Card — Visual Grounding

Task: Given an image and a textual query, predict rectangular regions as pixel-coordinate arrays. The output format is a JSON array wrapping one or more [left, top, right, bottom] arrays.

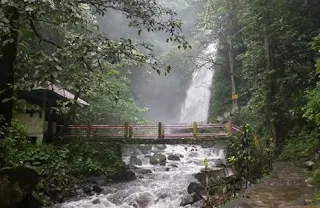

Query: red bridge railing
[[57, 121, 241, 139]]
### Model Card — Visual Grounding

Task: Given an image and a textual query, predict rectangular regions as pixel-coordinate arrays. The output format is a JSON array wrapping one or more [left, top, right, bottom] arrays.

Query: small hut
[[16, 82, 89, 144]]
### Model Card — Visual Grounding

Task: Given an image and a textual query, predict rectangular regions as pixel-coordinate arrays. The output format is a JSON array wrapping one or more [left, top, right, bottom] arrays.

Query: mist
[[96, 0, 205, 124]]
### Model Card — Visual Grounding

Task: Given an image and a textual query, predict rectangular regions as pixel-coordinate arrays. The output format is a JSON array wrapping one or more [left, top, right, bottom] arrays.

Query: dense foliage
[[196, 0, 320, 153], [0, 0, 195, 205], [227, 125, 271, 183], [0, 121, 124, 204], [0, 0, 190, 126]]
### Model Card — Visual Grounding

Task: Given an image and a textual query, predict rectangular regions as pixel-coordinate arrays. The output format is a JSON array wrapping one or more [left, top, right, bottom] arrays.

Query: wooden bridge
[[56, 122, 241, 144]]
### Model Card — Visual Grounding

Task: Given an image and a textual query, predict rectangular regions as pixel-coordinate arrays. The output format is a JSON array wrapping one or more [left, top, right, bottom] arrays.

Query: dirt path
[[221, 162, 318, 208]]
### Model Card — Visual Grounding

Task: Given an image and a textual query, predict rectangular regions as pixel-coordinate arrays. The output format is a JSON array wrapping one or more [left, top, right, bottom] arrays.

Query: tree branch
[[28, 18, 62, 49]]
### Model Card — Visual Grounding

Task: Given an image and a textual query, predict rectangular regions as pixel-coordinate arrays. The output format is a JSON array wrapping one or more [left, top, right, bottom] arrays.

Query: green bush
[[279, 128, 320, 162], [227, 124, 272, 182], [64, 142, 125, 176], [312, 168, 320, 185], [0, 120, 125, 204]]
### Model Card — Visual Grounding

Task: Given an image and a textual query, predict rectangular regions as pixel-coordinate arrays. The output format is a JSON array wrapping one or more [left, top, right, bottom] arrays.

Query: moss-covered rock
[[149, 154, 166, 165]]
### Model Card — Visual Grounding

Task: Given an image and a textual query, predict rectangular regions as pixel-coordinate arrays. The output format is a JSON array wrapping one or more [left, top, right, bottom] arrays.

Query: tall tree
[[0, 0, 189, 126]]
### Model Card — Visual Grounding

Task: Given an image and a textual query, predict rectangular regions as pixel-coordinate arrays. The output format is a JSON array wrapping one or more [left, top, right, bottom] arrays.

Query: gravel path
[[221, 162, 318, 208]]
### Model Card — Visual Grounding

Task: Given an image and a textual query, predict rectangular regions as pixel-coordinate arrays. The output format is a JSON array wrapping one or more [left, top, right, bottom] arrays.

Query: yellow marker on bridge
[[161, 127, 165, 138], [193, 121, 198, 138]]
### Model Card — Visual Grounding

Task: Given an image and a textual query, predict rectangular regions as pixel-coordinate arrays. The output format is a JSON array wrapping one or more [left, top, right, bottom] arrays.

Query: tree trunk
[[62, 91, 81, 135], [228, 39, 236, 106], [262, 0, 282, 148], [0, 6, 19, 127]]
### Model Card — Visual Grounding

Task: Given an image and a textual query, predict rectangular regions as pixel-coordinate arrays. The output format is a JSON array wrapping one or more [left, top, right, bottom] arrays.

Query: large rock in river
[[187, 182, 205, 195], [137, 144, 153, 154], [149, 154, 166, 165], [125, 170, 136, 181], [168, 154, 180, 161], [179, 193, 202, 206], [130, 156, 142, 166], [195, 167, 228, 186], [154, 145, 166, 151], [0, 166, 41, 208]]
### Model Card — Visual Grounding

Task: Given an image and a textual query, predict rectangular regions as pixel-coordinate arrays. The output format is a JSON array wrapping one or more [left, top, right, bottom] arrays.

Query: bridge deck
[[56, 136, 229, 144], [56, 122, 240, 144]]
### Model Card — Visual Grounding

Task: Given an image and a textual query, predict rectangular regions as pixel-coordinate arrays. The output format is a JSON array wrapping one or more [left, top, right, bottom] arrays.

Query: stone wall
[[15, 110, 46, 145]]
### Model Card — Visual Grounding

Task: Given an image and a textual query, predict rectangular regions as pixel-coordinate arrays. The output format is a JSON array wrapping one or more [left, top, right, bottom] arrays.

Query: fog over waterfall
[[180, 43, 216, 124]]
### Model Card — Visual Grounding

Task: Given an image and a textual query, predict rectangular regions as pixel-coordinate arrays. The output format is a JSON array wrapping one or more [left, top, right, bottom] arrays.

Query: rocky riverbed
[[55, 144, 227, 208]]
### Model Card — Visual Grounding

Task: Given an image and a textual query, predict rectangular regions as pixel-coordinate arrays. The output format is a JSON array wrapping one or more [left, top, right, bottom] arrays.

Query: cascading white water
[[60, 145, 225, 208], [58, 44, 222, 208], [180, 43, 216, 123]]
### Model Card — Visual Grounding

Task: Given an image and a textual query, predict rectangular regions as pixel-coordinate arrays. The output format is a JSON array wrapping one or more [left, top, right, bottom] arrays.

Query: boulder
[[155, 145, 167, 150], [201, 144, 214, 148], [177, 153, 184, 158], [0, 166, 41, 208], [149, 154, 166, 165], [92, 198, 100, 204], [130, 148, 142, 156], [133, 168, 152, 174], [195, 168, 227, 186], [92, 185, 103, 194], [138, 144, 153, 154], [160, 161, 166, 166], [215, 159, 226, 167], [187, 182, 205, 195], [165, 167, 170, 171], [304, 161, 315, 171], [83, 185, 102, 196], [83, 185, 93, 196], [125, 170, 136, 181], [130, 156, 142, 166], [179, 193, 202, 206], [168, 154, 180, 161], [169, 164, 178, 168]]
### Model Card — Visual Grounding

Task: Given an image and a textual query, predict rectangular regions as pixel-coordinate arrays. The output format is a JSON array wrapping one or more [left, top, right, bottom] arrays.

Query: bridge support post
[[193, 121, 198, 138], [87, 122, 91, 138], [124, 122, 129, 139], [158, 122, 162, 139], [129, 126, 133, 138], [226, 120, 233, 135]]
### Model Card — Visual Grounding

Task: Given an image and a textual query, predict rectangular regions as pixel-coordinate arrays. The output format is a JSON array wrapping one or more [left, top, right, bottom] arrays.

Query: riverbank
[[222, 162, 319, 208], [0, 122, 126, 208]]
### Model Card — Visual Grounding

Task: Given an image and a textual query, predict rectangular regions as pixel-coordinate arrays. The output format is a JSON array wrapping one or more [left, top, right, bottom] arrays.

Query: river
[[60, 144, 226, 208]]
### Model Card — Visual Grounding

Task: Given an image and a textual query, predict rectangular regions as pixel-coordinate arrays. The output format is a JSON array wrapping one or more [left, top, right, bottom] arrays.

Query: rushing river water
[[61, 144, 226, 208]]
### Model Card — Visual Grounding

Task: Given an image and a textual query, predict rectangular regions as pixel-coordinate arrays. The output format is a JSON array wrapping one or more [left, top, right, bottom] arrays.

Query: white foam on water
[[60, 144, 225, 208]]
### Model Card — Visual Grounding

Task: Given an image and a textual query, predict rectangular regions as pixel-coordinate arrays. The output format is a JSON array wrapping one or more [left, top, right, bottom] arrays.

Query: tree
[[0, 0, 189, 126], [197, 0, 320, 148]]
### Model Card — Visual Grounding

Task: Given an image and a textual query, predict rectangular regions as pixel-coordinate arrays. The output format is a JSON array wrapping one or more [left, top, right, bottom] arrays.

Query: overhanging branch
[[28, 18, 62, 49]]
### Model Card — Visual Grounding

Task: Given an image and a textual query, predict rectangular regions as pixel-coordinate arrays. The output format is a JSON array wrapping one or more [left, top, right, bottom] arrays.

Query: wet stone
[[92, 198, 100, 204]]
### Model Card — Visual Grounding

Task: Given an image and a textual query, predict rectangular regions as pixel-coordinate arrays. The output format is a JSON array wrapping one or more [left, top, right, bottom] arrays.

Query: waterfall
[[180, 43, 217, 123], [58, 43, 223, 208]]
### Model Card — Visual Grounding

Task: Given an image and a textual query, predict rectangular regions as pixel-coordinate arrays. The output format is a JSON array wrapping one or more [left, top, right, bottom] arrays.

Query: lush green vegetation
[[0, 121, 124, 204], [196, 0, 320, 157], [0, 0, 194, 205], [228, 125, 272, 182]]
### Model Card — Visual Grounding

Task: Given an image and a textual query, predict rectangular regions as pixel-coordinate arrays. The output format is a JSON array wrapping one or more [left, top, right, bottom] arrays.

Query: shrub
[[279, 127, 320, 162]]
